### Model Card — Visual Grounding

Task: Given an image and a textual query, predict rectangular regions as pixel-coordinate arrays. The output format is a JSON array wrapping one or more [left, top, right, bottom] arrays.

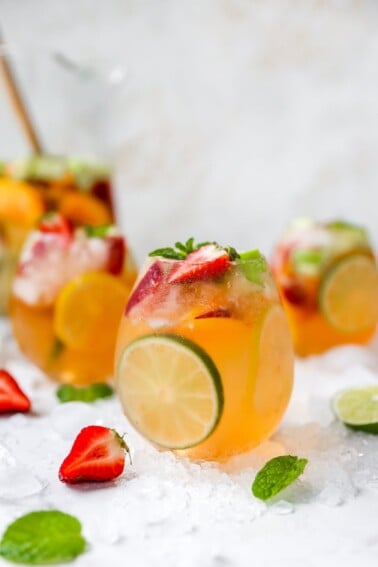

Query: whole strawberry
[[0, 369, 31, 413], [59, 425, 129, 484]]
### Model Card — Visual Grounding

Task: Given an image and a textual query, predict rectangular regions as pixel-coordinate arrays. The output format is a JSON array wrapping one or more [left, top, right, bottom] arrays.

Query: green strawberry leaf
[[252, 455, 308, 501], [56, 383, 114, 403], [0, 510, 86, 564], [237, 250, 267, 286]]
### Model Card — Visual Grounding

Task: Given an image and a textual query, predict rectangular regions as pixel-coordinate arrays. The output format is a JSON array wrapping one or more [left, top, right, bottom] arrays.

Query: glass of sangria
[[10, 213, 137, 384], [115, 239, 294, 461], [271, 219, 378, 356]]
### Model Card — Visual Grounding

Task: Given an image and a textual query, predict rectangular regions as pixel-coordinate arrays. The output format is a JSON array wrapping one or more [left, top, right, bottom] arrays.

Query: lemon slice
[[54, 272, 128, 351], [319, 255, 378, 334], [333, 386, 378, 433], [116, 334, 224, 449]]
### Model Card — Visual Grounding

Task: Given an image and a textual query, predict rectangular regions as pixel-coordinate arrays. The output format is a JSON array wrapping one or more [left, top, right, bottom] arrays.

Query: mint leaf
[[292, 248, 326, 276], [57, 383, 114, 403], [84, 224, 112, 238], [237, 250, 267, 286], [252, 455, 308, 501], [0, 510, 86, 564], [149, 239, 240, 261]]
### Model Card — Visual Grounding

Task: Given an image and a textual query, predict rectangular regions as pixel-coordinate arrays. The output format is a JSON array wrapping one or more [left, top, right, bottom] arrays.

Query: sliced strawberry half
[[59, 425, 129, 484], [39, 213, 73, 237], [0, 369, 31, 413], [106, 236, 125, 276], [125, 260, 164, 315], [168, 244, 231, 284]]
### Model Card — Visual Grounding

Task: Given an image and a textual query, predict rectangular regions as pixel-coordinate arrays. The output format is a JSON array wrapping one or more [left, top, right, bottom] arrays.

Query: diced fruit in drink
[[125, 261, 164, 315], [319, 255, 378, 333], [59, 425, 129, 483], [106, 236, 125, 276], [168, 244, 230, 283], [54, 272, 129, 351], [59, 192, 112, 226], [117, 334, 224, 449], [195, 308, 231, 319], [0, 178, 44, 228], [39, 212, 73, 237], [332, 386, 378, 433], [0, 369, 31, 413]]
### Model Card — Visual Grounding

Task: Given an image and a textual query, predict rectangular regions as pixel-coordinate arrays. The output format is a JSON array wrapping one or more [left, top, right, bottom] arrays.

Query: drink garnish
[[56, 383, 114, 404], [237, 249, 267, 286], [125, 260, 164, 315], [0, 510, 86, 565], [149, 238, 239, 261], [332, 386, 378, 433], [252, 455, 308, 501], [59, 425, 130, 484], [0, 369, 31, 414], [38, 212, 73, 237], [168, 244, 231, 283]]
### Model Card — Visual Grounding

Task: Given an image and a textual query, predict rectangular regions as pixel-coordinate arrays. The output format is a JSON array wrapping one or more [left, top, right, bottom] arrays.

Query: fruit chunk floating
[[115, 239, 294, 460], [10, 215, 137, 384], [0, 155, 115, 315], [271, 219, 378, 356]]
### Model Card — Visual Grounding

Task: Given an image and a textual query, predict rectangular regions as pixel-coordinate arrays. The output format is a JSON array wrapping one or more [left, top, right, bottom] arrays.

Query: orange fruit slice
[[59, 192, 112, 226], [319, 254, 378, 334], [54, 272, 129, 352], [0, 178, 44, 226]]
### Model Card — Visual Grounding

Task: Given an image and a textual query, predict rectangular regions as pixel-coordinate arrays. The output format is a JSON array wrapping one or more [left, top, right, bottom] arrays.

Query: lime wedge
[[319, 255, 378, 334], [333, 386, 378, 433], [116, 334, 224, 449]]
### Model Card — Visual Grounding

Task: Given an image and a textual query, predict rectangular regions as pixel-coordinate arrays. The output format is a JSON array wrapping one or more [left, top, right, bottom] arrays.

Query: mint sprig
[[83, 224, 113, 238], [0, 510, 86, 564], [237, 249, 267, 286], [56, 383, 114, 403], [252, 455, 308, 501], [149, 238, 240, 261]]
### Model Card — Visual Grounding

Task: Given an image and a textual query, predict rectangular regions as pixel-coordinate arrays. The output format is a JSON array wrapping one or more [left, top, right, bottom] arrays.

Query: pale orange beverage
[[10, 214, 137, 384], [271, 219, 378, 357], [115, 240, 294, 461]]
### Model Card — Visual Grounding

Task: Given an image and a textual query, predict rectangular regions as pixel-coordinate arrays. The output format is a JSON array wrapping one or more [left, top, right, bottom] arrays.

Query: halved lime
[[333, 386, 378, 433], [116, 334, 224, 449], [319, 254, 378, 334]]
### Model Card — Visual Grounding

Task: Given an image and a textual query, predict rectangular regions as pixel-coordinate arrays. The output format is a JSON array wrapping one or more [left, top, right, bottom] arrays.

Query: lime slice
[[116, 334, 224, 449], [319, 254, 378, 334], [333, 386, 378, 433]]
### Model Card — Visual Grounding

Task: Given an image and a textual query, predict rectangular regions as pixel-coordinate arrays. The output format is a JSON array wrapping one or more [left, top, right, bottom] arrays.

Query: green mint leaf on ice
[[57, 383, 114, 403], [0, 510, 86, 565], [149, 238, 240, 261], [252, 455, 308, 501], [237, 249, 267, 286]]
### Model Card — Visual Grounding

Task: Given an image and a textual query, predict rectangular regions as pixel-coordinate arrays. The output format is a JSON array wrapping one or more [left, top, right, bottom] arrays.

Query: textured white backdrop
[[1, 0, 378, 263]]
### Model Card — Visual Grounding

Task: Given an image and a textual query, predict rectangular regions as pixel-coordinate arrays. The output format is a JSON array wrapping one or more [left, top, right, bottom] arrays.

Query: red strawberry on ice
[[0, 369, 31, 413], [59, 425, 129, 484], [168, 244, 230, 284]]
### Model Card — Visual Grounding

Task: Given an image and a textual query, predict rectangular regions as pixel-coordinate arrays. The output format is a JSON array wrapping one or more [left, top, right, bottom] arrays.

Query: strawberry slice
[[0, 369, 31, 413], [195, 308, 231, 319], [59, 425, 129, 484], [106, 236, 125, 276], [168, 244, 230, 284], [39, 213, 73, 237], [125, 261, 164, 315]]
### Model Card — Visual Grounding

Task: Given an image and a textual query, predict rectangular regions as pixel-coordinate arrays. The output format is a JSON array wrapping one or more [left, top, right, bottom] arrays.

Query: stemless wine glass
[[0, 43, 128, 314], [115, 241, 294, 461]]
